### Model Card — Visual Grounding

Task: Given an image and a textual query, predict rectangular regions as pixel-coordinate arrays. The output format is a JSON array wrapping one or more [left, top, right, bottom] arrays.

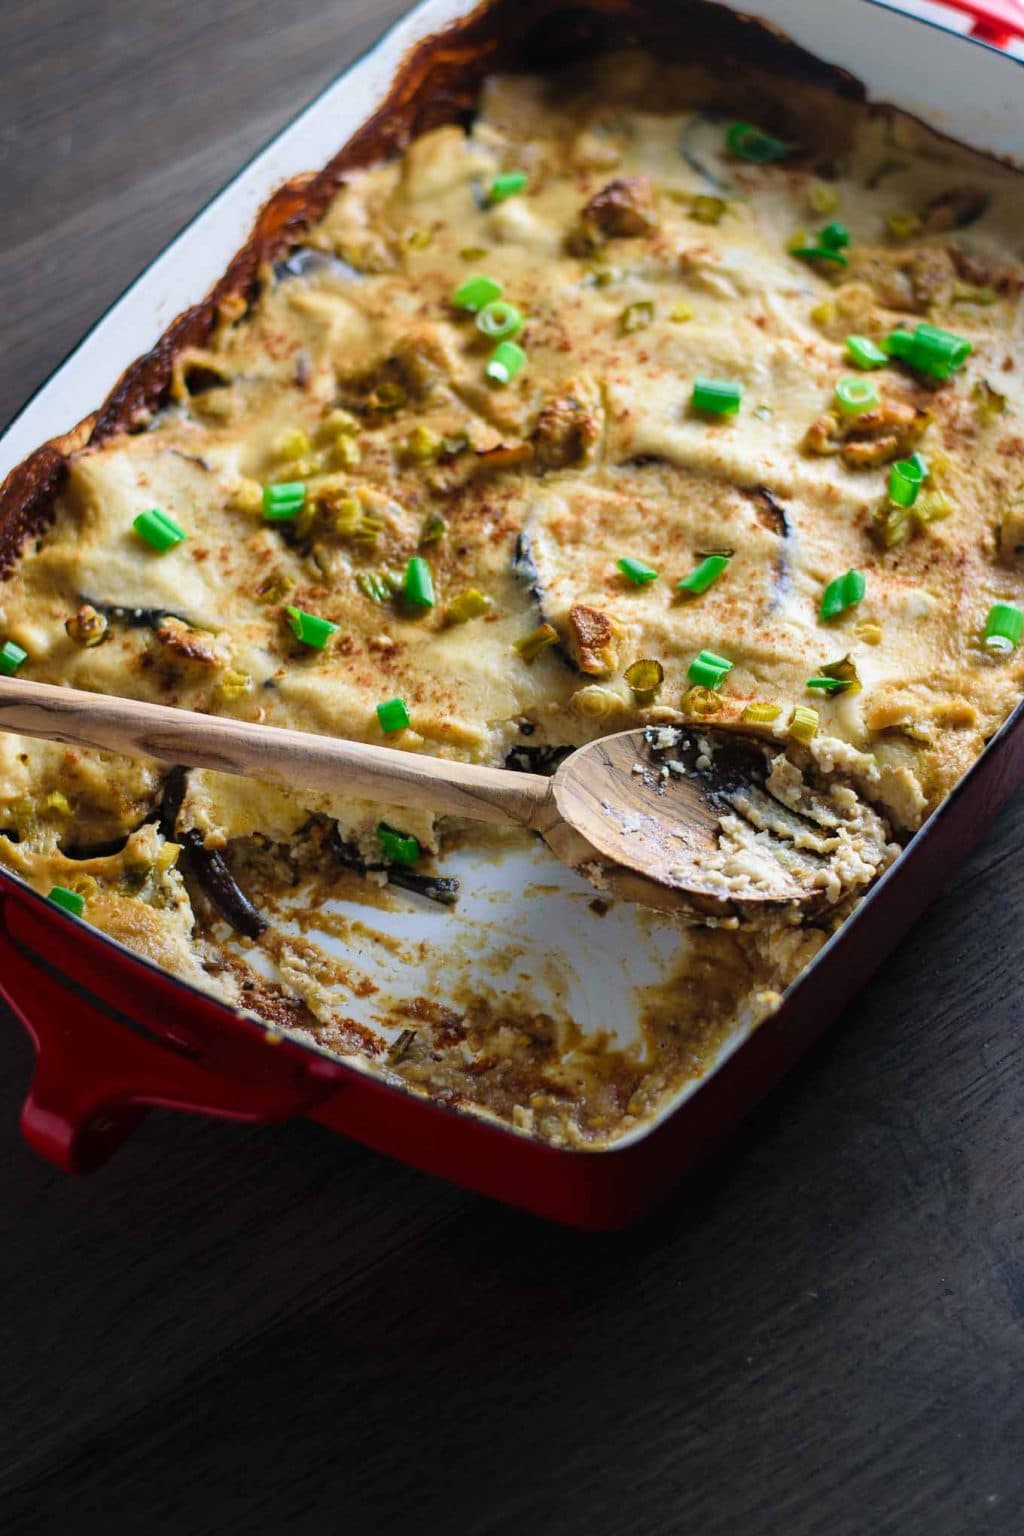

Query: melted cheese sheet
[[2, 53, 1023, 1145]]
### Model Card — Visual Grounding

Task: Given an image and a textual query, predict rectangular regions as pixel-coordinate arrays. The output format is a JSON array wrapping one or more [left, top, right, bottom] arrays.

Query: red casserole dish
[[1, 0, 1022, 1228]]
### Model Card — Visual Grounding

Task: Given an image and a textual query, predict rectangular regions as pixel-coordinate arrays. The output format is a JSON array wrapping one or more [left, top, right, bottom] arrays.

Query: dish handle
[[930, 0, 1024, 47], [0, 921, 337, 1174]]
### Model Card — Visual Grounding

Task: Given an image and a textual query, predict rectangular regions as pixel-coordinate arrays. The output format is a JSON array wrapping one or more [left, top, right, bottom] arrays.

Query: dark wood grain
[[1, 5, 1023, 1532]]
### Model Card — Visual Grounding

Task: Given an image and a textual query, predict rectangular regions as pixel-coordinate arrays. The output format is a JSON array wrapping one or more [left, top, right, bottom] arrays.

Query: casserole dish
[[1, 0, 1022, 1228]]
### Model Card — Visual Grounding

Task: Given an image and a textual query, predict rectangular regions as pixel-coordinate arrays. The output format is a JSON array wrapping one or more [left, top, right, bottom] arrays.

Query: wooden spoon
[[0, 677, 817, 919]]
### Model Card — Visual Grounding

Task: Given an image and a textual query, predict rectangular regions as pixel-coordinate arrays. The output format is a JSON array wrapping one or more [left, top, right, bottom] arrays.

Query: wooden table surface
[[1, 4, 1023, 1531]]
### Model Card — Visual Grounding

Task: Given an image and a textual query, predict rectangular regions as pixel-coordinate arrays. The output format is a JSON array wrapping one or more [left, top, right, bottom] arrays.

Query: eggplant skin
[[180, 829, 269, 940], [159, 769, 267, 939]]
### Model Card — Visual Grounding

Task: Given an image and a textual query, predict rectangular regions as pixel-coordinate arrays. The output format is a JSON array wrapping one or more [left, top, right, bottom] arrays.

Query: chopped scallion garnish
[[725, 122, 791, 163], [691, 377, 742, 416], [489, 171, 527, 204], [819, 221, 850, 252], [402, 556, 435, 609], [445, 589, 492, 624], [621, 301, 654, 334], [983, 602, 1024, 655], [476, 300, 524, 340], [790, 241, 849, 268], [742, 700, 782, 724], [834, 376, 879, 416], [807, 656, 861, 695], [788, 705, 819, 744], [677, 553, 730, 596], [133, 507, 187, 551], [47, 885, 85, 917], [681, 685, 723, 719], [845, 335, 888, 370], [376, 697, 411, 733], [514, 623, 558, 663], [884, 322, 972, 380], [624, 658, 664, 703], [262, 482, 306, 523], [0, 639, 27, 675], [485, 340, 526, 386], [285, 606, 338, 649], [888, 458, 924, 508], [690, 194, 727, 225], [452, 274, 503, 312], [687, 649, 733, 689], [820, 569, 866, 622], [377, 823, 421, 864], [617, 556, 659, 586]]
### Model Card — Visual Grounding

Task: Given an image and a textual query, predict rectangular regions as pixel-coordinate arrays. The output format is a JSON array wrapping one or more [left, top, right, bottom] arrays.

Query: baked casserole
[[2, 47, 1023, 1146]]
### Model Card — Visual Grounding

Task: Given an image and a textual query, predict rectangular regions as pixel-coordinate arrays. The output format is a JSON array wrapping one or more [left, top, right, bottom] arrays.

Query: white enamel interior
[[0, 0, 1020, 1148]]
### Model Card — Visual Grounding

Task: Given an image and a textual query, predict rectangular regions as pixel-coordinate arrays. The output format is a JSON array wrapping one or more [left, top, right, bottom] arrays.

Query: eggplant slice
[[158, 767, 267, 939]]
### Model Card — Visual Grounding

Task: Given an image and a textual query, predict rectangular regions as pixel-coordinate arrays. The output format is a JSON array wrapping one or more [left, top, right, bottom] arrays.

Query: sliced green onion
[[882, 328, 917, 364], [489, 170, 527, 203], [445, 589, 491, 624], [514, 623, 559, 663], [624, 658, 664, 703], [873, 504, 912, 549], [820, 569, 866, 622], [420, 512, 447, 545], [377, 823, 420, 865], [788, 704, 819, 744], [912, 322, 973, 378], [973, 380, 1007, 424], [285, 605, 339, 649], [819, 220, 850, 251], [402, 555, 435, 609], [620, 301, 654, 334], [907, 451, 929, 479], [915, 489, 954, 524], [47, 885, 85, 917], [133, 507, 186, 551], [725, 122, 791, 163], [690, 194, 727, 225], [889, 458, 924, 508], [485, 340, 526, 386], [845, 334, 889, 370], [357, 569, 402, 605], [0, 640, 27, 676], [476, 300, 524, 340], [983, 602, 1024, 655], [884, 322, 972, 380], [834, 376, 879, 416], [617, 556, 659, 586], [687, 649, 733, 689], [809, 656, 861, 695], [692, 377, 742, 416], [790, 243, 849, 267], [262, 482, 306, 523], [677, 553, 730, 596], [742, 700, 782, 724], [452, 273, 503, 312], [885, 210, 923, 241], [681, 685, 723, 719], [376, 696, 411, 733], [807, 181, 839, 215]]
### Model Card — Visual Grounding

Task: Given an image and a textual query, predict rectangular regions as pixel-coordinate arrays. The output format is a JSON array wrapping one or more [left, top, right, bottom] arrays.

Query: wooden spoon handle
[[0, 678, 551, 831]]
